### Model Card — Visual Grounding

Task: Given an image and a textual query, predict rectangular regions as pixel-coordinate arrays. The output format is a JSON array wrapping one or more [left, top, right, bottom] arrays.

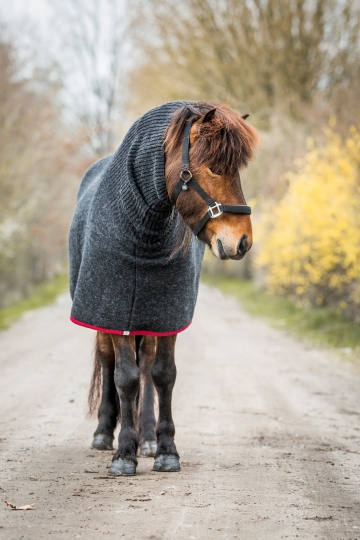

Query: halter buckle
[[208, 202, 223, 218]]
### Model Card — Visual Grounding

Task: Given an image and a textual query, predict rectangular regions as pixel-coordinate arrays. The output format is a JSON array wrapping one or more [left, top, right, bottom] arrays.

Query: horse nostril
[[217, 239, 228, 260], [238, 235, 248, 256]]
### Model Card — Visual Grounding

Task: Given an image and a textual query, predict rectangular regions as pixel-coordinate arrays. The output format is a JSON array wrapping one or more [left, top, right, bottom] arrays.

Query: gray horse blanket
[[69, 101, 205, 335]]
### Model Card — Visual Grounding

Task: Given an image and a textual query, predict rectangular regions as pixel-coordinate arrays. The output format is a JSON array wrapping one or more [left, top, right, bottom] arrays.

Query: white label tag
[[123, 331, 130, 336]]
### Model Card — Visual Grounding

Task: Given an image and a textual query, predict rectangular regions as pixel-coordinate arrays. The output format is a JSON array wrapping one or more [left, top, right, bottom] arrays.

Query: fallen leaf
[[84, 469, 96, 473], [5, 501, 35, 510]]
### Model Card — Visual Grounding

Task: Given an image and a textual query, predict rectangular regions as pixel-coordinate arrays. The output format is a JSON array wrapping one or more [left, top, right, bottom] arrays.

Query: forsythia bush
[[256, 126, 360, 319]]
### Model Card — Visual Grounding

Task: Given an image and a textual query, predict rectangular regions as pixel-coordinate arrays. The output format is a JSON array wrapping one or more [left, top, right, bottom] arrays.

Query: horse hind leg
[[137, 336, 157, 457], [90, 332, 119, 451]]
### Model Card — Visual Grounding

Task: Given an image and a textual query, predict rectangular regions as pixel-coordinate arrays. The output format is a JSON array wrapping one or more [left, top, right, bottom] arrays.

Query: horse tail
[[135, 335, 142, 366], [88, 334, 140, 418], [88, 335, 104, 417]]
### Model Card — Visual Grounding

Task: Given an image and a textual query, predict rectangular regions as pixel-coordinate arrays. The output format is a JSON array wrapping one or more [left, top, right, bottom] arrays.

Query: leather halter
[[170, 120, 251, 237]]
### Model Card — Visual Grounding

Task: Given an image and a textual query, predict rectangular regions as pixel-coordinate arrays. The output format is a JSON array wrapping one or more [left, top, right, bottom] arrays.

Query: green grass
[[202, 274, 360, 356], [0, 274, 68, 331]]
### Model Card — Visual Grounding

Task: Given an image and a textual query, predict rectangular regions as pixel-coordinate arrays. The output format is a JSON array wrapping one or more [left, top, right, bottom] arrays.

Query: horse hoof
[[152, 454, 181, 472], [91, 434, 113, 450], [139, 440, 157, 457], [108, 458, 136, 476]]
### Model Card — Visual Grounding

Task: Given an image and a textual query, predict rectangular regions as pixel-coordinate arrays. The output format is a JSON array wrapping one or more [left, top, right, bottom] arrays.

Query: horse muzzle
[[214, 234, 252, 260]]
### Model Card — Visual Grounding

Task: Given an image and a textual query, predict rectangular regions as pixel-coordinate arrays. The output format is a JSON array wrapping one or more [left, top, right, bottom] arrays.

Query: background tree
[[0, 25, 85, 306], [49, 0, 126, 154], [128, 0, 360, 126]]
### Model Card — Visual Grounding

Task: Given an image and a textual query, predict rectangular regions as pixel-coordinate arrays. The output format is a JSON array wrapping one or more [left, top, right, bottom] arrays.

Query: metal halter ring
[[180, 169, 192, 191], [208, 202, 223, 218], [180, 169, 192, 182]]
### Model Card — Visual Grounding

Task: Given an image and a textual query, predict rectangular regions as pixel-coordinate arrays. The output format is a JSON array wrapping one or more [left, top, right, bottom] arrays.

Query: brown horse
[[87, 101, 258, 475]]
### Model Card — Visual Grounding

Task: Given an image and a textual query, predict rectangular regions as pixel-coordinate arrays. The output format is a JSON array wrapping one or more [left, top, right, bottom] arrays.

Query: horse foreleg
[[152, 335, 180, 472], [138, 336, 157, 457], [91, 332, 118, 450], [108, 335, 139, 476]]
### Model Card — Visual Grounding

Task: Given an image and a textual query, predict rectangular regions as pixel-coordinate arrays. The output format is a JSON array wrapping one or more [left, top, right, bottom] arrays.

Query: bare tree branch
[[49, 0, 126, 154]]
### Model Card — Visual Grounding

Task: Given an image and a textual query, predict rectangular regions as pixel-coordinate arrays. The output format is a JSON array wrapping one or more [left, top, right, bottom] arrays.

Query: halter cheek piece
[[170, 120, 251, 237]]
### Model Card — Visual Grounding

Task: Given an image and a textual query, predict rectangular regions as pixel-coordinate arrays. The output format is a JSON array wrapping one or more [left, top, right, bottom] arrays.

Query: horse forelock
[[164, 101, 259, 178]]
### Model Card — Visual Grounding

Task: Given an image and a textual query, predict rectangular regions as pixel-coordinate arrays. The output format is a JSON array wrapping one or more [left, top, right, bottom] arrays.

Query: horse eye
[[208, 168, 222, 176]]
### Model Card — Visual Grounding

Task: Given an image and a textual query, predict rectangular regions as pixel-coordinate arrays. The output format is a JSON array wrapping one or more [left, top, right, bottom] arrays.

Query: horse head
[[165, 102, 259, 260]]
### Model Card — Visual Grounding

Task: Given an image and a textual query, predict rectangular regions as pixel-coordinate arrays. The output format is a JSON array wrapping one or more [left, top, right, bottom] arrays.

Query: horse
[[69, 101, 258, 476]]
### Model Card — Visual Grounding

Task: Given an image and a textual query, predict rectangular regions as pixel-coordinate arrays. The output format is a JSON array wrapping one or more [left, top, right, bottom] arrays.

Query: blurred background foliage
[[128, 0, 360, 125], [0, 0, 360, 323], [257, 126, 360, 320], [0, 28, 84, 307]]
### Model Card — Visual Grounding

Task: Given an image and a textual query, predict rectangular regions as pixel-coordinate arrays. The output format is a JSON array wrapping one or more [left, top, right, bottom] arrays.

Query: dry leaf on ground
[[5, 501, 35, 510]]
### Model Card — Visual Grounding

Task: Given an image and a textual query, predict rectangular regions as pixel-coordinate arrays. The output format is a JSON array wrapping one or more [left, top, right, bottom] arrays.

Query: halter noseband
[[170, 120, 251, 237]]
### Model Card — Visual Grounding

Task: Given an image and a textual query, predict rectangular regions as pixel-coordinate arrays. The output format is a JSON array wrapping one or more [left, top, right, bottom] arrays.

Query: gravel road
[[1, 285, 360, 539]]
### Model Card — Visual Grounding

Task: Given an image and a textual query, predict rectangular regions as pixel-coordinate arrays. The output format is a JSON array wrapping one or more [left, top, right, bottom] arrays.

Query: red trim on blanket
[[69, 316, 192, 336]]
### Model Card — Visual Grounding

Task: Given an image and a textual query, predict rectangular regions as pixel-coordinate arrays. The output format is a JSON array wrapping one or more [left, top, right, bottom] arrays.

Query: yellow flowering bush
[[256, 126, 360, 319]]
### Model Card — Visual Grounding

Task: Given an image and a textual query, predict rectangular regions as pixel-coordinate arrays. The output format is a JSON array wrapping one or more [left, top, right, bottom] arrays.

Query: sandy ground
[[1, 285, 360, 540]]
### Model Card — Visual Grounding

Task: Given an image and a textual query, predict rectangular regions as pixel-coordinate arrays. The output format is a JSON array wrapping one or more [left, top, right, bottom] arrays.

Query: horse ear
[[242, 114, 250, 120], [198, 108, 217, 124], [190, 108, 217, 142]]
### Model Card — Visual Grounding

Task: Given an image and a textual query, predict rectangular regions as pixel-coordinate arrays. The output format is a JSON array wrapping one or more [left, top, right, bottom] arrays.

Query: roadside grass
[[0, 274, 68, 331], [202, 274, 360, 357]]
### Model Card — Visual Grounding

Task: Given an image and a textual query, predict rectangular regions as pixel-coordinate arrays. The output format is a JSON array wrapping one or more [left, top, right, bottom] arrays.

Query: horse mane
[[164, 101, 259, 177]]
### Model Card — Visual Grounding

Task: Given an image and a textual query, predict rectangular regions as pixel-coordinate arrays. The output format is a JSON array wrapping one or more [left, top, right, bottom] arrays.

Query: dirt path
[[1, 285, 360, 539]]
